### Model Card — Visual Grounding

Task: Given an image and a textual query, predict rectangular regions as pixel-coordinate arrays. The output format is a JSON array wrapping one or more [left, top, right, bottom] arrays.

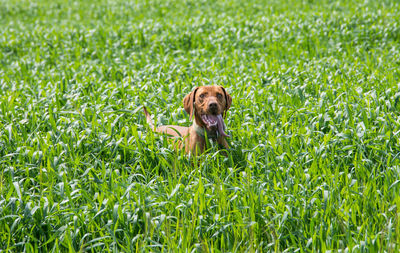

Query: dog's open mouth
[[201, 114, 230, 137]]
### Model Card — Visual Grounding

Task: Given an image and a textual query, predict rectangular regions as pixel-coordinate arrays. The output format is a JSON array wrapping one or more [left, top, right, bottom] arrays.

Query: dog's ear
[[220, 86, 232, 118], [183, 87, 199, 121]]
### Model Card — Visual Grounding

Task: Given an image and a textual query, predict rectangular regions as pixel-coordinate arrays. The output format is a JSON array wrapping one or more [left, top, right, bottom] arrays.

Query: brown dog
[[143, 86, 232, 155]]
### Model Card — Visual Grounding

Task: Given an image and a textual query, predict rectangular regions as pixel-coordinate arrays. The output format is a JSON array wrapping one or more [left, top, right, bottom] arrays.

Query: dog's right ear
[[183, 87, 199, 121]]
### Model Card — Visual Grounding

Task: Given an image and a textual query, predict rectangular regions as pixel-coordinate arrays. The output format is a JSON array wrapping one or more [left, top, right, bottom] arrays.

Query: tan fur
[[143, 86, 232, 155]]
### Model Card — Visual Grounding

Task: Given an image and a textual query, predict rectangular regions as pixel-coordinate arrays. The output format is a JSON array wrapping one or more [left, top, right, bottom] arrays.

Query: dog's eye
[[217, 93, 223, 99], [199, 94, 205, 99]]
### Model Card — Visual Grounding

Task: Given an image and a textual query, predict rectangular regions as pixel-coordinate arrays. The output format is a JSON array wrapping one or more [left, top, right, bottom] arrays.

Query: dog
[[143, 85, 232, 155]]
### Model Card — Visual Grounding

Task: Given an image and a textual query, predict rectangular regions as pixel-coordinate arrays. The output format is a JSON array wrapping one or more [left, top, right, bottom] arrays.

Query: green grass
[[1, 0, 400, 251]]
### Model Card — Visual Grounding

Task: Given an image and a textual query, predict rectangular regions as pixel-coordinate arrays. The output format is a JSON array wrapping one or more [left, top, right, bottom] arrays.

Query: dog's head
[[183, 86, 232, 136]]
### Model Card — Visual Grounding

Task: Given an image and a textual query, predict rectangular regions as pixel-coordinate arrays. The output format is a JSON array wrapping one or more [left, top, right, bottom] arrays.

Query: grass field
[[1, 0, 400, 251]]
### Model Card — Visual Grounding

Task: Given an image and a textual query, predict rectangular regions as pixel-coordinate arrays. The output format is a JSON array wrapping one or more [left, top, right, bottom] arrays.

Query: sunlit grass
[[1, 0, 400, 251]]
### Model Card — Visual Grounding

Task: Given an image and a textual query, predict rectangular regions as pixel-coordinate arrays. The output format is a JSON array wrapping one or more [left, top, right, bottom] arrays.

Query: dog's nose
[[208, 102, 218, 114], [209, 102, 218, 109]]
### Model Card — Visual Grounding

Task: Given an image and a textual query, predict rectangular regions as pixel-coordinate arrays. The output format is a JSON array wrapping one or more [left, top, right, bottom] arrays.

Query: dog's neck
[[193, 119, 219, 139]]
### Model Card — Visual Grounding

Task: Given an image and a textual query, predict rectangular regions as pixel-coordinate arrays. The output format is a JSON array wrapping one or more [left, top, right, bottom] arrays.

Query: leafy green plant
[[1, 0, 400, 251]]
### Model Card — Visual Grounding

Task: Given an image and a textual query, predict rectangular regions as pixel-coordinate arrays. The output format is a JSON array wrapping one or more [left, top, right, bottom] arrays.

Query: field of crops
[[1, 0, 400, 251]]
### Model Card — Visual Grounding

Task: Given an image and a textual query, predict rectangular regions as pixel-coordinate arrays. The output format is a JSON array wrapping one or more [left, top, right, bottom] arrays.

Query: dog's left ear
[[220, 86, 232, 118], [183, 87, 199, 121]]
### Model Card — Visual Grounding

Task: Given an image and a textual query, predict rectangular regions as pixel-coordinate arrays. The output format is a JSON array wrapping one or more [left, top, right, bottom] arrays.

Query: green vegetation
[[1, 0, 400, 251]]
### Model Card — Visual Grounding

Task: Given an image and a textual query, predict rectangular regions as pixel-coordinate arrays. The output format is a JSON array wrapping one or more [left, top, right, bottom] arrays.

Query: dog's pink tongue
[[201, 115, 218, 128], [201, 114, 230, 137], [216, 114, 230, 137]]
